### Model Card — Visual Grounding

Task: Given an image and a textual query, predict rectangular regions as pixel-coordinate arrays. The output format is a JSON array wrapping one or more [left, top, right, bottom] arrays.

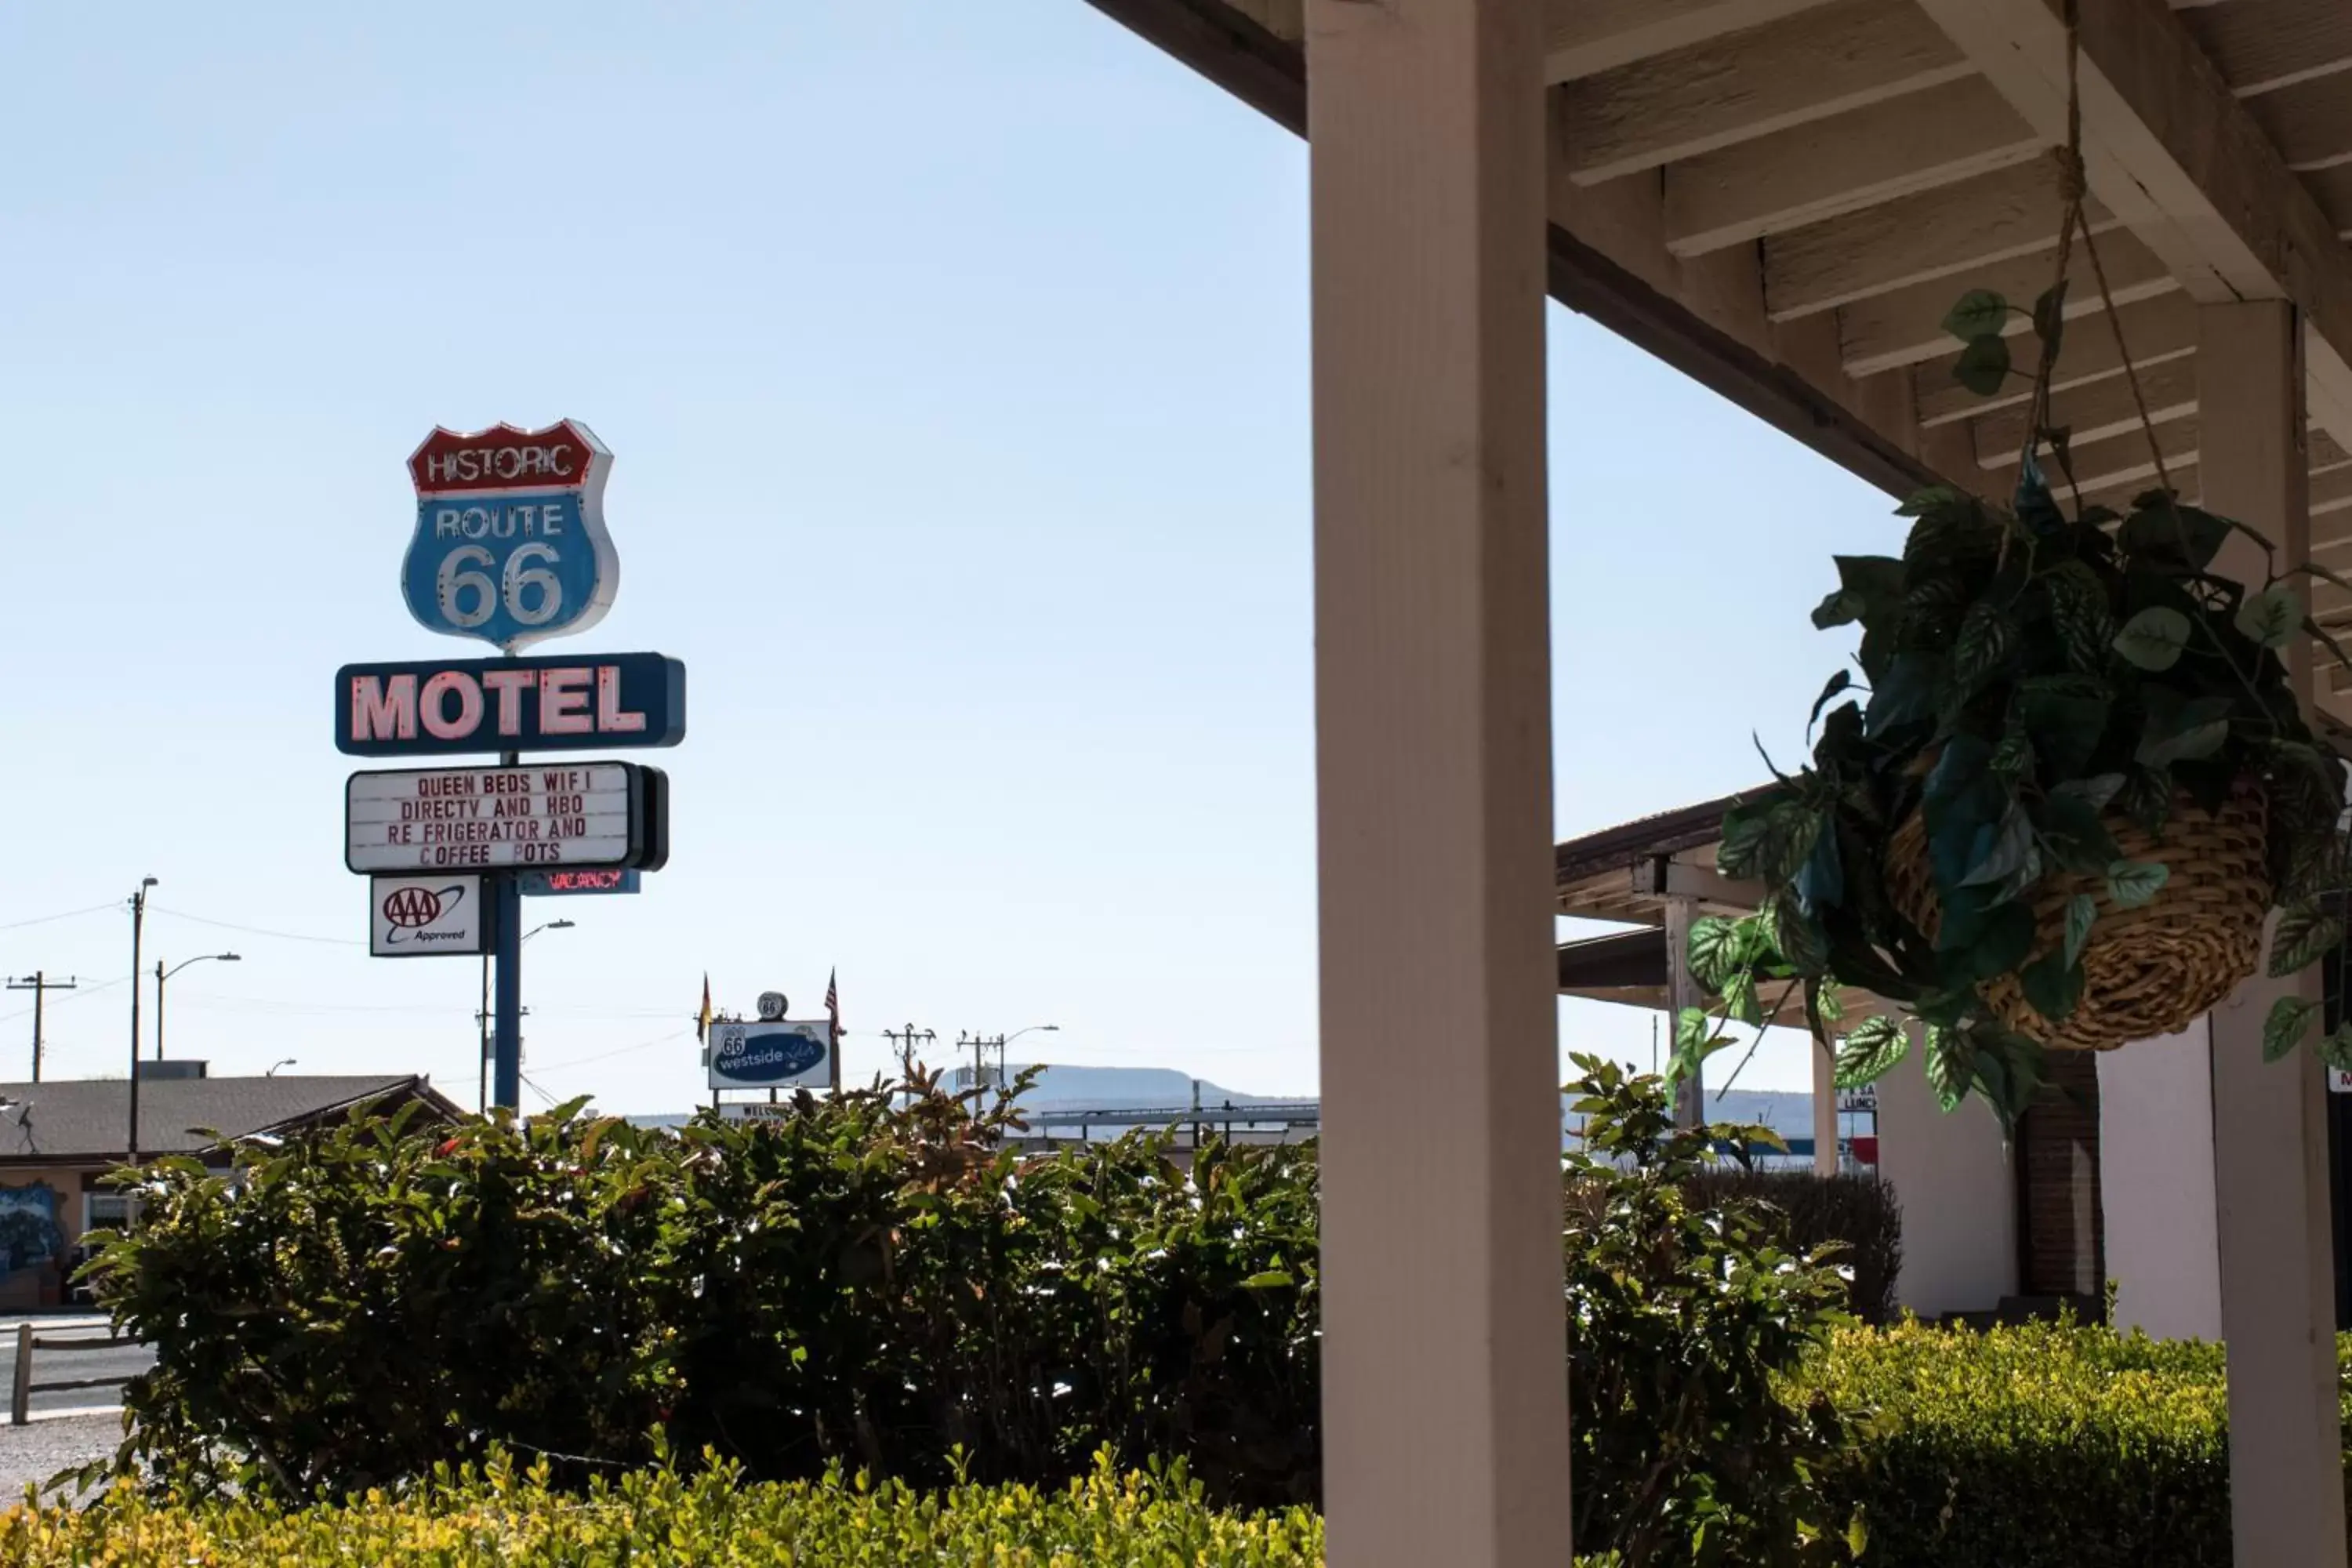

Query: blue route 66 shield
[[401, 419, 619, 652]]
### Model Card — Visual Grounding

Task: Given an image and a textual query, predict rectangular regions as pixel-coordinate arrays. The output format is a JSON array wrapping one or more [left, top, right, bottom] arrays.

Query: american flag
[[826, 967, 841, 1044]]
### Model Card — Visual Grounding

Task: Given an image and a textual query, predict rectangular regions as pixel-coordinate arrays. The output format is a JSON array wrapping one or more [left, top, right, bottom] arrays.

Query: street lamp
[[154, 953, 240, 1061], [480, 920, 575, 1112], [266, 1059, 297, 1077], [126, 877, 156, 1164], [998, 1023, 1059, 1086]]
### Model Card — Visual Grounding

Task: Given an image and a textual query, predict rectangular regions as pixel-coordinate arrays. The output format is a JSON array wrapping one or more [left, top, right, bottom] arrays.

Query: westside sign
[[709, 1021, 833, 1091], [401, 420, 619, 652], [336, 652, 685, 757], [346, 762, 663, 874], [369, 873, 490, 957]]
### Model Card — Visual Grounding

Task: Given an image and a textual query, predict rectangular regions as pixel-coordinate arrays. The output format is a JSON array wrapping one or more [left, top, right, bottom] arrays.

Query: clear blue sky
[[0, 2, 1893, 1112]]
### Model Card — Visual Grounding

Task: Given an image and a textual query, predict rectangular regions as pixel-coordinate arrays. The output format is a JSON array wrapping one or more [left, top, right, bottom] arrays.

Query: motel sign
[[401, 420, 619, 652]]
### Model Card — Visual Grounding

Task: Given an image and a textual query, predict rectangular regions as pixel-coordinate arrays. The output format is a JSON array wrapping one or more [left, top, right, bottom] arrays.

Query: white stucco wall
[[2097, 1021, 2223, 1341], [1875, 1025, 2016, 1316]]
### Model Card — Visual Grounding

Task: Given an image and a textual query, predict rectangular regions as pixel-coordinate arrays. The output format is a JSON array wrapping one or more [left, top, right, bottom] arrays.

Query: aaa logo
[[401, 420, 619, 653], [379, 883, 467, 943]]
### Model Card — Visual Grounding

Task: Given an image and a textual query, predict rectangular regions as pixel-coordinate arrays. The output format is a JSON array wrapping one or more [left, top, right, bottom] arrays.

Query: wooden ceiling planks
[[1763, 158, 2118, 320], [1661, 76, 2038, 255], [1556, 0, 1972, 183], [1083, 0, 2352, 603]]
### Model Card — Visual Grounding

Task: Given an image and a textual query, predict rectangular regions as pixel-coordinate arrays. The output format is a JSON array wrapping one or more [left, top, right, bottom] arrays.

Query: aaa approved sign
[[347, 763, 646, 873], [369, 874, 489, 956]]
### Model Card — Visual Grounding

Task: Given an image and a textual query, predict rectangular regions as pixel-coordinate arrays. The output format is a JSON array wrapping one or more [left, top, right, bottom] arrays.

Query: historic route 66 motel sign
[[401, 420, 618, 652], [339, 420, 684, 1112]]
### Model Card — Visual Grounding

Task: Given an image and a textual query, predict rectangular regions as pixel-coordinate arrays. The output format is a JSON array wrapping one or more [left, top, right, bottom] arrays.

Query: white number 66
[[435, 543, 564, 630]]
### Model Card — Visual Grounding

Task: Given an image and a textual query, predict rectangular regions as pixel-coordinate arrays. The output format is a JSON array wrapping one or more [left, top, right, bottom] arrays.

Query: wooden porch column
[[1305, 0, 1571, 1564], [1812, 1038, 1840, 1177], [2200, 300, 2347, 1568]]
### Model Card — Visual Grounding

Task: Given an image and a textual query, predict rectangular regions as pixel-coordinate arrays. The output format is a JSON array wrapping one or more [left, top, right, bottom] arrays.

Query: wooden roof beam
[[1764, 159, 2121, 319], [1544, 0, 1838, 83], [1838, 227, 2176, 376], [1664, 76, 2039, 256], [1914, 0, 2352, 464], [1968, 350, 2199, 463], [1559, 0, 1972, 184], [1914, 290, 2197, 424]]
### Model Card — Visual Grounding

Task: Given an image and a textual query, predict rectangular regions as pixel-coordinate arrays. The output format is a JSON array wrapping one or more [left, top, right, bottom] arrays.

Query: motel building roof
[[1073, 1, 2352, 1563], [0, 1072, 462, 1167]]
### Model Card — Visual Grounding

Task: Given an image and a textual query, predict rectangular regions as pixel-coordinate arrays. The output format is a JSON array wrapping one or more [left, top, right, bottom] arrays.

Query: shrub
[[1684, 1169, 1901, 1324], [2, 1448, 1325, 1566], [83, 1080, 1320, 1509], [1563, 1058, 1861, 1566], [1791, 1317, 2256, 1567], [84, 1067, 1856, 1564]]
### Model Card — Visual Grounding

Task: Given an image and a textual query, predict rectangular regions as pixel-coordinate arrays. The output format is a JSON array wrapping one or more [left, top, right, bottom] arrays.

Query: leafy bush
[[1788, 1317, 2295, 1568], [1563, 1058, 1862, 1566], [85, 1081, 1320, 1508], [3, 1448, 1325, 1566], [1683, 1169, 1901, 1324], [84, 1068, 1858, 1564]]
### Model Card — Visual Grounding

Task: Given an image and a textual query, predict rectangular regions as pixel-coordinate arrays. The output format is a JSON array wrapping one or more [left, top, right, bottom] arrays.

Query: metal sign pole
[[492, 748, 524, 1111]]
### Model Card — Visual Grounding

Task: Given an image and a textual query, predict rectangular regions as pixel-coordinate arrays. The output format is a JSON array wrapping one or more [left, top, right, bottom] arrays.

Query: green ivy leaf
[[2112, 606, 2191, 671], [1239, 1270, 1294, 1290], [2265, 995, 2320, 1063], [1723, 971, 1764, 1027], [2051, 772, 2125, 811], [2234, 585, 2302, 650], [1896, 485, 1967, 519], [1943, 289, 2011, 341], [2038, 793, 2120, 876], [2063, 893, 2096, 970], [1835, 1016, 1908, 1089], [1809, 669, 1853, 728], [2119, 499, 2227, 572], [1952, 334, 2012, 397], [2321, 1025, 2352, 1074], [2042, 560, 2115, 674], [2135, 690, 2233, 771], [2106, 859, 2169, 909], [2269, 902, 2343, 978], [1686, 916, 1743, 992], [1952, 601, 2019, 691], [2031, 280, 2069, 358], [1958, 801, 2036, 890], [1926, 1025, 1975, 1113], [2017, 949, 2084, 1024], [1814, 984, 1846, 1025]]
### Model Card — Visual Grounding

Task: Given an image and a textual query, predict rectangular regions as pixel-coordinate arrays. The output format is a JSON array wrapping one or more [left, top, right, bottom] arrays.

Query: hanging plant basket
[[1884, 777, 2269, 1051]]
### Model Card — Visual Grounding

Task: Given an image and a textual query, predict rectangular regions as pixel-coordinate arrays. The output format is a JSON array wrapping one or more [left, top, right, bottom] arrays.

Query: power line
[[0, 902, 119, 934], [532, 1028, 694, 1074], [147, 907, 363, 948]]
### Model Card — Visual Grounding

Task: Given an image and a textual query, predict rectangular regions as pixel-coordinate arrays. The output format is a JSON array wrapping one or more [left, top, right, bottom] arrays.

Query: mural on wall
[[0, 1185, 64, 1279]]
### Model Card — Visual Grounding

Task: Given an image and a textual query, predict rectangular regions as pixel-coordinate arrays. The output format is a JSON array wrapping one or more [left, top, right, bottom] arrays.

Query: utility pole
[[128, 877, 157, 1163], [880, 1024, 935, 1087], [5, 974, 75, 1082]]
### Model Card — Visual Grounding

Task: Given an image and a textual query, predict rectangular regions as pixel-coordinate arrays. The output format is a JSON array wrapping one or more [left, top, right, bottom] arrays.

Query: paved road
[[0, 1318, 151, 1420], [0, 1414, 125, 1499]]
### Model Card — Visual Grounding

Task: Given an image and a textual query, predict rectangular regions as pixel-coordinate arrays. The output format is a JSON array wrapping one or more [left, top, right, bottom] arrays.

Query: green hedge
[[1792, 1318, 2291, 1568], [2, 1450, 1324, 1566]]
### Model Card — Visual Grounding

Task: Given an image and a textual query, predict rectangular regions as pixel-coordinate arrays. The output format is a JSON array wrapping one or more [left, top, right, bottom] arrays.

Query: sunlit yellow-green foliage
[[1785, 1317, 2256, 1568], [0, 1450, 1327, 1568]]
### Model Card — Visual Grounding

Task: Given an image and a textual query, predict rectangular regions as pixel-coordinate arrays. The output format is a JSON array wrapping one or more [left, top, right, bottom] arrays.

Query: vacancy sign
[[347, 764, 641, 873]]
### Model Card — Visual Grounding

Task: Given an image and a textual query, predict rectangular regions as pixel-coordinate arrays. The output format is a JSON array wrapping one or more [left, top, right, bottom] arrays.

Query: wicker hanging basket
[[1883, 777, 2270, 1051]]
